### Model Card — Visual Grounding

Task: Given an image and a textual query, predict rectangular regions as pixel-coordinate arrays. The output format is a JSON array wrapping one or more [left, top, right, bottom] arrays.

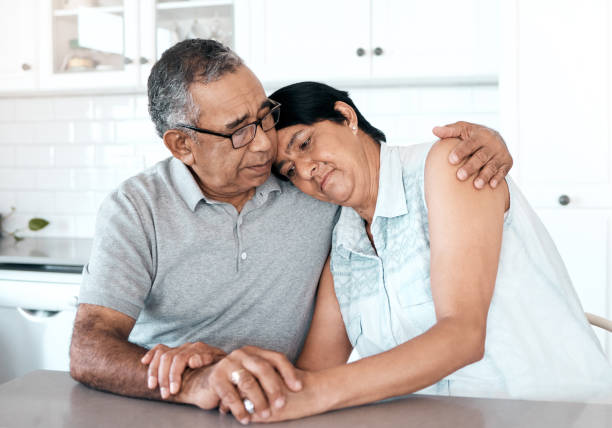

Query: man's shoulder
[[111, 157, 173, 202], [100, 157, 174, 217]]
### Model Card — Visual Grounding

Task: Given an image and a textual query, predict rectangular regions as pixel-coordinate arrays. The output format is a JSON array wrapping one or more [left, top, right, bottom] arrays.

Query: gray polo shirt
[[79, 156, 338, 362]]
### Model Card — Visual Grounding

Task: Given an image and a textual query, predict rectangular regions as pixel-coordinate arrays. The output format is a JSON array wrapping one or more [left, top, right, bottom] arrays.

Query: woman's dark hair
[[269, 82, 386, 143], [269, 82, 386, 181]]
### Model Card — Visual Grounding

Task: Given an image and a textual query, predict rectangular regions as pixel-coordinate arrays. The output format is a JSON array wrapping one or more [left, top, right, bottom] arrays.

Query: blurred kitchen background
[[1, 0, 611, 382]]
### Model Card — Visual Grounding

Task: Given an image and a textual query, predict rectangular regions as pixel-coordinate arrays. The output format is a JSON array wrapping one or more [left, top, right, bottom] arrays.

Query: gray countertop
[[1, 371, 611, 428], [0, 237, 92, 266]]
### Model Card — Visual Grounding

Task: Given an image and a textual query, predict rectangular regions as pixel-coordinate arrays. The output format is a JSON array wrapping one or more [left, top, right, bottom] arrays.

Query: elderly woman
[[145, 82, 612, 422]]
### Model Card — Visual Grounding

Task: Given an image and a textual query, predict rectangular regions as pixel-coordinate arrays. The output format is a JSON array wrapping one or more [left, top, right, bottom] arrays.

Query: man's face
[[186, 66, 277, 199]]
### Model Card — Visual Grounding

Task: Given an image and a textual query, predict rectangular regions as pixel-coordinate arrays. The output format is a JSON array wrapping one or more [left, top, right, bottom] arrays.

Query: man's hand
[[141, 342, 227, 398], [433, 121, 513, 189]]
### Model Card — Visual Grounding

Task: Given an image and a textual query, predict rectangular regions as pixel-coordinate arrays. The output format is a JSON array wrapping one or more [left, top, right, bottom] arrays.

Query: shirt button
[[241, 252, 247, 260]]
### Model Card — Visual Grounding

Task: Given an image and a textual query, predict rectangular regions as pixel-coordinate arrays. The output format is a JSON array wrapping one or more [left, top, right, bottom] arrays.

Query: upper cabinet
[[370, 0, 499, 79], [139, 0, 238, 87], [0, 0, 240, 93], [246, 0, 371, 82], [0, 0, 39, 91], [38, 0, 141, 90], [0, 0, 499, 93], [247, 0, 499, 84]]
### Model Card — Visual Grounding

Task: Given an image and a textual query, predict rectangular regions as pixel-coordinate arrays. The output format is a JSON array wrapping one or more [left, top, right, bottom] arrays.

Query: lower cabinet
[[535, 208, 611, 360]]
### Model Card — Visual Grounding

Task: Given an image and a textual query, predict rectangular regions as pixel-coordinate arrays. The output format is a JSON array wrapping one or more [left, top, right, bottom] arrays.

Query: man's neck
[[189, 168, 257, 213]]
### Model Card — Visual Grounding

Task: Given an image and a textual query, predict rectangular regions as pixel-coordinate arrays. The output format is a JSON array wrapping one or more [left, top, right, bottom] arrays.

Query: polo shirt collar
[[169, 157, 282, 211], [372, 144, 408, 221], [169, 157, 206, 211]]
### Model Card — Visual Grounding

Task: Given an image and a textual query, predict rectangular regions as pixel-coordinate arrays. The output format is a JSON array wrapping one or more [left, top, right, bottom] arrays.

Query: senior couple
[[70, 39, 612, 424]]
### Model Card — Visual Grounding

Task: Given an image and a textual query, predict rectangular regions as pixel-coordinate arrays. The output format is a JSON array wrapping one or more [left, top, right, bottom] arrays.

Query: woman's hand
[[225, 370, 329, 424], [433, 121, 513, 189], [141, 341, 226, 398]]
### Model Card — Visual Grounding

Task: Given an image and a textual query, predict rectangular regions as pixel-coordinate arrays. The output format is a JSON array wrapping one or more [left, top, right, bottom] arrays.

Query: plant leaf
[[28, 218, 50, 231], [13, 235, 24, 242]]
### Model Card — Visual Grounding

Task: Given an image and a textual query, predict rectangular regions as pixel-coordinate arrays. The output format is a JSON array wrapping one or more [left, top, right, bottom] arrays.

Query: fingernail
[[261, 409, 270, 418], [475, 178, 484, 189], [295, 380, 303, 390], [160, 387, 168, 398], [275, 397, 285, 408], [457, 169, 467, 180], [241, 418, 250, 425], [170, 382, 179, 394], [147, 376, 156, 389], [194, 355, 203, 365], [449, 153, 459, 164], [490, 179, 498, 188]]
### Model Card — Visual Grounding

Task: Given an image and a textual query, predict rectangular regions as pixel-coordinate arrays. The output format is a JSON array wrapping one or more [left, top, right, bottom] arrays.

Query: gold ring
[[230, 369, 247, 385]]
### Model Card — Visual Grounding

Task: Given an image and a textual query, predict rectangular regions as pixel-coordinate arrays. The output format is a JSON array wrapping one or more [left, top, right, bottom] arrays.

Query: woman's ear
[[334, 101, 358, 134], [163, 129, 196, 166]]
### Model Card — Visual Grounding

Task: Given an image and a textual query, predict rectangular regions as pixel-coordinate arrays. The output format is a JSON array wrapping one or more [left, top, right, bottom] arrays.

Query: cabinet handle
[[558, 194, 570, 206], [356, 47, 366, 57], [139, 57, 149, 65], [21, 63, 31, 71], [123, 57, 134, 65], [373, 47, 384, 56]]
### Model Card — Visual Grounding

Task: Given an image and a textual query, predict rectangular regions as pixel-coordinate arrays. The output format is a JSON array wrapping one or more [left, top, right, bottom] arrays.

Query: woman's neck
[[352, 136, 381, 225]]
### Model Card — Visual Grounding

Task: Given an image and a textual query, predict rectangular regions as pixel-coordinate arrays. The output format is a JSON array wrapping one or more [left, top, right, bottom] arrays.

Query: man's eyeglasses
[[176, 101, 281, 149]]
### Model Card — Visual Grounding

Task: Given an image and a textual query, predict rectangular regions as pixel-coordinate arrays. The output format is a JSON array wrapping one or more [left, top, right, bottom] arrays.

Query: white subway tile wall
[[0, 86, 499, 238]]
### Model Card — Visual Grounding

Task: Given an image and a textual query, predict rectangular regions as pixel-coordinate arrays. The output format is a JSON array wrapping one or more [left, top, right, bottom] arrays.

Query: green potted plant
[[0, 207, 50, 242]]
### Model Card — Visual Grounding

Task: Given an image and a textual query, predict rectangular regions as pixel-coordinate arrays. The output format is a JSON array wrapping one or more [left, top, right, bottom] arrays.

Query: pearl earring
[[352, 126, 357, 130]]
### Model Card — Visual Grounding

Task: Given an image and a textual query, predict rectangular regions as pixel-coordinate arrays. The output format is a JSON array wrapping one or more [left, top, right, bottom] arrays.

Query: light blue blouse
[[330, 142, 612, 400]]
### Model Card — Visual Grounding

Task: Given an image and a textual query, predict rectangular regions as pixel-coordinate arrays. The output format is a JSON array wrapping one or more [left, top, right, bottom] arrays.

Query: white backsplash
[[0, 85, 499, 238]]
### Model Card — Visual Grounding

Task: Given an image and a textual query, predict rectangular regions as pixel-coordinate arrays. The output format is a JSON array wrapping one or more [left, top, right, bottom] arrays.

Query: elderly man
[[70, 39, 513, 423]]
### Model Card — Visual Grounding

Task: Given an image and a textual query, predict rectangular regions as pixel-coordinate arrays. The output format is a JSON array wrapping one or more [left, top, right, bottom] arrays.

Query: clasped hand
[[141, 343, 304, 424]]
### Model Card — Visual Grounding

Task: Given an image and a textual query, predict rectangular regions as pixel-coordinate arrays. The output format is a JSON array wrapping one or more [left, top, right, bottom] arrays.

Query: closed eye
[[299, 137, 311, 150], [285, 164, 296, 178]]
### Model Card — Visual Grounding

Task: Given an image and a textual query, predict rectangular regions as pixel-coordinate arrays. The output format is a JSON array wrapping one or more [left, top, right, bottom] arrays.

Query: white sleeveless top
[[330, 142, 612, 401]]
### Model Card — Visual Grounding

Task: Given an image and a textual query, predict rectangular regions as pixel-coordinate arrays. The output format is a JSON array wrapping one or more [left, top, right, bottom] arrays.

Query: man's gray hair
[[148, 39, 243, 138]]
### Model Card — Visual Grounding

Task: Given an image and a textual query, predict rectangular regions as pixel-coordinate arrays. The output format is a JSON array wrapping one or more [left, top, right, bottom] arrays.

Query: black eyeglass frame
[[176, 100, 282, 149]]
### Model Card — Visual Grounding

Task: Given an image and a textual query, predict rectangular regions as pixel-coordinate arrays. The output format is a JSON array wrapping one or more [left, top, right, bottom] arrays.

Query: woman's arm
[[258, 138, 509, 421], [296, 256, 353, 371]]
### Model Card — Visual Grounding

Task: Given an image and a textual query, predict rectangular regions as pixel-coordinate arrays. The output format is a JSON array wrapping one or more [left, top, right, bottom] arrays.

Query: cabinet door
[[371, 0, 500, 79], [38, 0, 140, 90], [247, 0, 370, 83], [514, 0, 612, 208], [0, 0, 38, 91], [535, 209, 610, 357], [140, 0, 238, 89]]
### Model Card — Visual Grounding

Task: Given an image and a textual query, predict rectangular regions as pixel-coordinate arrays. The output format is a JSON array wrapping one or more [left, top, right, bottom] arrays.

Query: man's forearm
[[70, 329, 166, 400]]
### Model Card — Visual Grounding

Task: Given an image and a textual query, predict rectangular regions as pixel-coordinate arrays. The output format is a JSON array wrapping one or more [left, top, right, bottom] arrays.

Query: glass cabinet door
[[40, 0, 140, 89], [155, 0, 234, 58], [52, 0, 127, 74]]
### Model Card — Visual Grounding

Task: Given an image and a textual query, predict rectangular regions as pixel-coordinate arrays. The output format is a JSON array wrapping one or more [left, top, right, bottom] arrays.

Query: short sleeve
[[78, 189, 155, 320]]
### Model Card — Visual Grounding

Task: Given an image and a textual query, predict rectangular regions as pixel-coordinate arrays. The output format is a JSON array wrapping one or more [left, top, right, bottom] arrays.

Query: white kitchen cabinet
[[246, 0, 370, 82], [0, 0, 243, 93], [370, 0, 499, 79], [140, 0, 241, 89], [500, 0, 612, 360], [248, 0, 499, 84], [0, 0, 39, 91], [38, 0, 142, 90], [535, 209, 611, 355]]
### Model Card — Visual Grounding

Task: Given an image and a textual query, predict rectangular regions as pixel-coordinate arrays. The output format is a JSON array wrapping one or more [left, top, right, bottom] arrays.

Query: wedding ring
[[230, 368, 247, 385], [243, 398, 255, 414]]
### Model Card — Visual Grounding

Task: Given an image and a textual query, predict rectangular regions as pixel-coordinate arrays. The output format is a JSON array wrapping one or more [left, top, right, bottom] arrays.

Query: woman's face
[[274, 120, 367, 206]]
